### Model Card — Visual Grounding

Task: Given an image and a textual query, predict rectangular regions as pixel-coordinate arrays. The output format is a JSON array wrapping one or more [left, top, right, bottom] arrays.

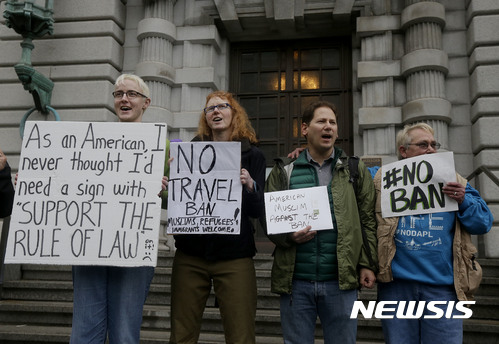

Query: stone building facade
[[0, 0, 497, 257]]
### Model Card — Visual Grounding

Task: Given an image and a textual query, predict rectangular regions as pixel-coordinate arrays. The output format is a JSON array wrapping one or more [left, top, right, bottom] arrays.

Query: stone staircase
[[0, 248, 498, 344]]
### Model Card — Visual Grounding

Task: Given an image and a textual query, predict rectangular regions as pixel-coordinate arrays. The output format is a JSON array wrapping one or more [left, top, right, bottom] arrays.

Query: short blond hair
[[396, 122, 435, 159], [115, 74, 150, 98]]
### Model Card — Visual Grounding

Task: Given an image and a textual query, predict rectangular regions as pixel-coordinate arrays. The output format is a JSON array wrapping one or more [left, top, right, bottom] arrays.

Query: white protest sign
[[166, 142, 242, 234], [6, 121, 167, 267], [381, 151, 458, 218], [265, 186, 333, 234]]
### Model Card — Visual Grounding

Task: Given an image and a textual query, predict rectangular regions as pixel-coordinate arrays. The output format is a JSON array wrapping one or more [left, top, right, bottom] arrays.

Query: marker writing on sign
[[384, 160, 446, 212]]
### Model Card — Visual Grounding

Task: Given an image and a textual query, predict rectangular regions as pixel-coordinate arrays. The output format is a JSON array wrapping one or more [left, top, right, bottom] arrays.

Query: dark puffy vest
[[289, 161, 338, 281]]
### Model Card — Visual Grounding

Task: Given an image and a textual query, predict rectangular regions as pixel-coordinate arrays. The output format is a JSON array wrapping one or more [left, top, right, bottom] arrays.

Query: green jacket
[[264, 150, 378, 293]]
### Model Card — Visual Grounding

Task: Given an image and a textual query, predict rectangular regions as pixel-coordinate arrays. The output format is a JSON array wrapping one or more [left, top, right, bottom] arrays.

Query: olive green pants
[[169, 249, 257, 344]]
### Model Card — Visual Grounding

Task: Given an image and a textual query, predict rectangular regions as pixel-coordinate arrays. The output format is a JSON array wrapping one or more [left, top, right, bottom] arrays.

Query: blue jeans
[[377, 280, 463, 344], [70, 265, 155, 344], [280, 279, 357, 344]]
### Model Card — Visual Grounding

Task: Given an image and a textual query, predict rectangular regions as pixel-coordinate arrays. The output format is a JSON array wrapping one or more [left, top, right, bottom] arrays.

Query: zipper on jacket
[[316, 232, 320, 280], [471, 254, 477, 271]]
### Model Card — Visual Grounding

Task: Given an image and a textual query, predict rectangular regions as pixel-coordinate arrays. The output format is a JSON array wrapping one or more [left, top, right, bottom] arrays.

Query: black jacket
[[0, 162, 15, 218], [173, 138, 266, 261]]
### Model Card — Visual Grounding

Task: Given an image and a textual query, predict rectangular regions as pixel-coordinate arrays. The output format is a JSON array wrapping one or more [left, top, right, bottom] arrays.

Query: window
[[231, 39, 353, 166]]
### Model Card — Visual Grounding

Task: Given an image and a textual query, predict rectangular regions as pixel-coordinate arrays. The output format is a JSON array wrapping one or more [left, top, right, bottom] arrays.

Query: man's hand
[[290, 225, 316, 244], [359, 268, 376, 289], [442, 182, 465, 204], [287, 147, 305, 159]]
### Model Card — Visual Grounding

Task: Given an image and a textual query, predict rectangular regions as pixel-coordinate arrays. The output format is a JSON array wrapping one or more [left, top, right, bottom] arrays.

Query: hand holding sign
[[442, 181, 465, 204], [290, 225, 316, 243]]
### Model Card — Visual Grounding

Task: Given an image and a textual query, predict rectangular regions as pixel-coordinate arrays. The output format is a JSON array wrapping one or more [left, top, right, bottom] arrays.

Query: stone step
[[0, 312, 497, 344], [463, 319, 499, 344], [0, 301, 292, 331], [478, 258, 499, 278], [1, 256, 498, 344], [0, 300, 385, 342], [4, 274, 498, 317], [471, 295, 499, 320], [475, 276, 499, 297], [20, 264, 276, 288], [0, 324, 301, 344], [0, 278, 380, 310], [17, 257, 499, 287]]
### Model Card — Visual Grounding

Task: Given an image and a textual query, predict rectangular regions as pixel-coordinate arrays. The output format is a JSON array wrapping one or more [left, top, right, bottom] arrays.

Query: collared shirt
[[305, 149, 335, 186]]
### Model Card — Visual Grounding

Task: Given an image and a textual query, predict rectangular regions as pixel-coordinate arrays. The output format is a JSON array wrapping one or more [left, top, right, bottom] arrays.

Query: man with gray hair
[[374, 122, 493, 344]]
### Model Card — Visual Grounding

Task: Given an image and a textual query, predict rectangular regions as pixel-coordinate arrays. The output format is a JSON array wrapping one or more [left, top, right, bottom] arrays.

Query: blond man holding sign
[[70, 74, 168, 344], [374, 123, 493, 344]]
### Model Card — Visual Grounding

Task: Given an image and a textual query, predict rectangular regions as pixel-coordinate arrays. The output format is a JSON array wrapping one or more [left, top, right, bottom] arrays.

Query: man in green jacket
[[264, 100, 378, 344]]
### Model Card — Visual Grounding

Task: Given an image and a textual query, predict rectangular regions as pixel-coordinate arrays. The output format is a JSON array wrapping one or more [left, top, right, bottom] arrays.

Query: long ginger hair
[[197, 91, 258, 144]]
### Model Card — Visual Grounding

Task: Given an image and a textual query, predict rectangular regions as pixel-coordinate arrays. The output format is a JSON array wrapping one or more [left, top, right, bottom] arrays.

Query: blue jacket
[[374, 171, 493, 300]]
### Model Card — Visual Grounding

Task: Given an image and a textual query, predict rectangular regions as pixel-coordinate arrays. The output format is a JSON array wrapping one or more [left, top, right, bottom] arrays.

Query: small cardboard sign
[[265, 186, 333, 234]]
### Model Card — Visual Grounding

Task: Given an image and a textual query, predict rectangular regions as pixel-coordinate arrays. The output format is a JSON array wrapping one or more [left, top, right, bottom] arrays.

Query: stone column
[[136, 0, 177, 250], [135, 0, 175, 125], [467, 0, 499, 258], [357, 1, 451, 162], [357, 5, 401, 163], [400, 0, 450, 146]]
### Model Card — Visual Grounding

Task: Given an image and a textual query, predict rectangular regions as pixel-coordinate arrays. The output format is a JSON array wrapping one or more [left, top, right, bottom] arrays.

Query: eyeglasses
[[407, 142, 441, 150], [112, 90, 148, 99], [204, 103, 231, 114]]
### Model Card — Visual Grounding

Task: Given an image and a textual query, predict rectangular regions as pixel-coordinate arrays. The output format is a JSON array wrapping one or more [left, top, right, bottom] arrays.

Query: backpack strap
[[348, 156, 376, 269], [348, 156, 360, 196]]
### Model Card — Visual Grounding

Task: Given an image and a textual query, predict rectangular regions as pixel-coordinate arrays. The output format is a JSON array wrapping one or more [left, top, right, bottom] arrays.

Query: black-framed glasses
[[112, 90, 148, 99], [407, 142, 441, 150], [204, 103, 231, 114]]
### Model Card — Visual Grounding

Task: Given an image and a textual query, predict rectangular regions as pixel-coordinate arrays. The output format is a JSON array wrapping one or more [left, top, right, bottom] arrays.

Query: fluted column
[[356, 1, 401, 159], [358, 30, 400, 156], [135, 0, 177, 250], [467, 0, 499, 258], [135, 0, 176, 124], [400, 0, 450, 148]]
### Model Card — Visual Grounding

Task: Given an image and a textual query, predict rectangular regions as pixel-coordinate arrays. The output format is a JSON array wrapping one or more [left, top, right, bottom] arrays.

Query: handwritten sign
[[265, 186, 333, 234], [5, 121, 167, 267], [166, 142, 242, 234], [381, 152, 458, 218]]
